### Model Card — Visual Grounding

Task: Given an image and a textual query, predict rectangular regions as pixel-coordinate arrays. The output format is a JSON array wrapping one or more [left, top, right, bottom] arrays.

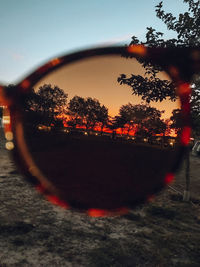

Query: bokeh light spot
[[5, 141, 14, 150], [181, 126, 191, 146], [5, 131, 13, 141], [164, 173, 174, 184], [127, 45, 147, 56], [21, 80, 30, 90]]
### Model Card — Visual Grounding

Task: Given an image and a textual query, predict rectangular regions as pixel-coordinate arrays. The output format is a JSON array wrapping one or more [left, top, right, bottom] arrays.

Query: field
[[0, 130, 200, 266], [23, 130, 179, 210]]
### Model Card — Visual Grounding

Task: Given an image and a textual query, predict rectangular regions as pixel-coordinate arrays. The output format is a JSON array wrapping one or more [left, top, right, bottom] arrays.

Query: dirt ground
[[0, 130, 200, 266]]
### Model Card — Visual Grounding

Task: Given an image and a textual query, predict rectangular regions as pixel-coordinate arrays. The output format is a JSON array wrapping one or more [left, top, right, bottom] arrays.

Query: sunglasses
[[0, 44, 197, 217]]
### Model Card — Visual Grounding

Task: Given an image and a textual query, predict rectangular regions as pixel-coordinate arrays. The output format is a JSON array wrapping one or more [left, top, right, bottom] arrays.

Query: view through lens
[[22, 54, 181, 210]]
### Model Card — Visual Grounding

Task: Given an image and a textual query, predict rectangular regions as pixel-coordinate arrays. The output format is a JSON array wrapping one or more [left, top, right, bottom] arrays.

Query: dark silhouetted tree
[[190, 77, 200, 137], [37, 84, 67, 121], [128, 104, 165, 137], [109, 115, 127, 134], [25, 84, 67, 129], [67, 96, 85, 128], [96, 104, 109, 133], [118, 73, 176, 103], [170, 108, 183, 135], [120, 0, 200, 200], [111, 103, 166, 137], [68, 96, 109, 131], [118, 103, 137, 134]]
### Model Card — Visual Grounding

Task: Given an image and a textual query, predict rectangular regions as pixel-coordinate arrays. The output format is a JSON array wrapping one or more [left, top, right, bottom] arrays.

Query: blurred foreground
[[0, 130, 200, 266]]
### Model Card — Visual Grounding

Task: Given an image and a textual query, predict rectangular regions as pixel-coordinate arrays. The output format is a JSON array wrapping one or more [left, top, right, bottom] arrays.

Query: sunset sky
[[0, 0, 188, 85], [35, 55, 180, 119]]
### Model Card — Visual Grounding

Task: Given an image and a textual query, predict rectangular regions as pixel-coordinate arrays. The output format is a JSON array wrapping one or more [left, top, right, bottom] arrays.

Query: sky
[[0, 0, 188, 85], [35, 54, 179, 119]]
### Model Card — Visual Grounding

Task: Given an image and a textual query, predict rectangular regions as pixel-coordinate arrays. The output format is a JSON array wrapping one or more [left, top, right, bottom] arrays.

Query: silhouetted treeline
[[67, 95, 108, 133], [23, 84, 181, 138]]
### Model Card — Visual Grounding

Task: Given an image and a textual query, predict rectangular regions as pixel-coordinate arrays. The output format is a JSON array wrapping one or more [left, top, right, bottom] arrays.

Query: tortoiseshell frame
[[0, 45, 198, 217]]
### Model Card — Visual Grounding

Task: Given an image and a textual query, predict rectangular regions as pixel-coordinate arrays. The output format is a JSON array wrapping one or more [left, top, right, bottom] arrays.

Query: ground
[[0, 132, 200, 266]]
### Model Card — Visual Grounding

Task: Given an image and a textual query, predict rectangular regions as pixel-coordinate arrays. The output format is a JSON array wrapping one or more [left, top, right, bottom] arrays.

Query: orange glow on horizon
[[59, 119, 177, 138], [56, 113, 178, 137], [35, 54, 179, 121]]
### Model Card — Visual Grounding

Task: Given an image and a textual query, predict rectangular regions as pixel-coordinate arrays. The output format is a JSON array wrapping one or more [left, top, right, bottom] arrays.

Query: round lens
[[20, 53, 181, 210]]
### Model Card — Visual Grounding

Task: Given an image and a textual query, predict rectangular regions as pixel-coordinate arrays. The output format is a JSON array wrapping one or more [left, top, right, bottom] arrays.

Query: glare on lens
[[5, 141, 14, 150], [5, 131, 13, 141]]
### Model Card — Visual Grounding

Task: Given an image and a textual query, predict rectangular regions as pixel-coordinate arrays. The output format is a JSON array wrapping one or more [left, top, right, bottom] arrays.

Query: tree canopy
[[36, 84, 67, 116], [68, 95, 109, 131], [25, 84, 68, 128], [109, 103, 166, 137], [119, 0, 200, 135]]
